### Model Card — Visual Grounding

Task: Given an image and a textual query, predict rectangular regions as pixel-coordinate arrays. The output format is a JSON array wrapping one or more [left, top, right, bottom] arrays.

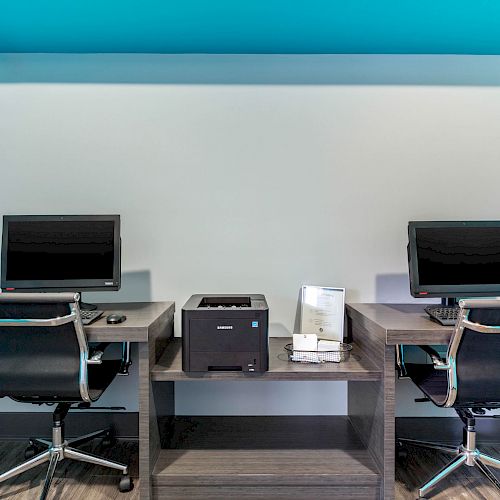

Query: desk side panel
[[139, 304, 175, 500], [348, 316, 394, 500]]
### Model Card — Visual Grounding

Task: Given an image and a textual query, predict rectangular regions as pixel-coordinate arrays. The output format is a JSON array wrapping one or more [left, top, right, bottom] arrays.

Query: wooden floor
[[396, 443, 500, 500], [0, 440, 139, 500], [0, 440, 499, 499]]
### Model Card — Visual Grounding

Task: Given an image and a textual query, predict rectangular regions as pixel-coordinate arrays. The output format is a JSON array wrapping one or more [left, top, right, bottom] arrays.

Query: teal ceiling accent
[[2, 1, 500, 54]]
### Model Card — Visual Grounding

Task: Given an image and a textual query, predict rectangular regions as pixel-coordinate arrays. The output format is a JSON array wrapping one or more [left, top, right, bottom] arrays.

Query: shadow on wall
[[85, 270, 152, 304], [269, 322, 291, 337], [292, 288, 302, 335], [2, 54, 500, 86], [375, 273, 439, 304]]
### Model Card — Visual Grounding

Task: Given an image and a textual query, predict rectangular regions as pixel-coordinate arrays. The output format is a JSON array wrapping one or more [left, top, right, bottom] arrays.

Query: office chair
[[397, 298, 500, 498], [0, 292, 133, 499]]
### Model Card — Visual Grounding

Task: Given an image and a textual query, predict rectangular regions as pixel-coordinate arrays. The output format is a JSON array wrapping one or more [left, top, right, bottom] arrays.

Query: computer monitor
[[408, 220, 500, 299], [1, 215, 121, 293]]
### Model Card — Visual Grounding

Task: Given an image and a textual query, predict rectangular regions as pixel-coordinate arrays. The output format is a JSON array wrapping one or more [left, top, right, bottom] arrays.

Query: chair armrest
[[90, 342, 111, 354], [0, 313, 76, 327], [462, 319, 500, 334], [88, 342, 111, 365], [417, 345, 449, 370]]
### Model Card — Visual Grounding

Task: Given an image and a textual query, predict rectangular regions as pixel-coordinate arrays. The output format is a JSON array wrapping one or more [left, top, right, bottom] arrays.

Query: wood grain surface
[[347, 313, 393, 500], [85, 302, 175, 342], [152, 416, 380, 499], [346, 303, 453, 345], [137, 304, 175, 500], [0, 440, 139, 499], [396, 443, 500, 500], [0, 439, 496, 499], [151, 338, 382, 381], [152, 485, 380, 499]]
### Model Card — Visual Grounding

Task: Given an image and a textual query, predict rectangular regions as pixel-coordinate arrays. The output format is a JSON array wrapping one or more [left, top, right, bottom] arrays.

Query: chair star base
[[0, 403, 133, 499], [398, 424, 500, 498]]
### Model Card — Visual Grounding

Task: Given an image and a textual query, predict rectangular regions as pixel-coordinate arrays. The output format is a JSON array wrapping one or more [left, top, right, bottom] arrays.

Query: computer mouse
[[106, 313, 127, 324]]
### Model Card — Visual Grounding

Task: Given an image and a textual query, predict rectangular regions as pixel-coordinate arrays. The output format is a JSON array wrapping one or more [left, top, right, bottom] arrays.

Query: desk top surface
[[346, 303, 453, 345], [85, 301, 175, 342], [152, 338, 382, 381]]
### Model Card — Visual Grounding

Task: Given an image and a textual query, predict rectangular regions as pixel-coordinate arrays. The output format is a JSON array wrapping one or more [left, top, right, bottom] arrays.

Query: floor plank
[[0, 440, 139, 500], [396, 443, 500, 500], [0, 439, 499, 498]]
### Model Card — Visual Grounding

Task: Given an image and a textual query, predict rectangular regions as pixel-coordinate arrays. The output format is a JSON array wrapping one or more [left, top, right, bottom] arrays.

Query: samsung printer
[[182, 294, 269, 372]]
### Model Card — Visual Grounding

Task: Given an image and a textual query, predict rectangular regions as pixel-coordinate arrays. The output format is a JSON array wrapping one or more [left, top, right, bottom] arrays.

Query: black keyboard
[[80, 309, 104, 325], [424, 306, 459, 326]]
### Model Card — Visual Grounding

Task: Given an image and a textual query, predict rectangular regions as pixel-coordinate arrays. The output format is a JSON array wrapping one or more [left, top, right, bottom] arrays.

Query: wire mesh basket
[[284, 343, 352, 364]]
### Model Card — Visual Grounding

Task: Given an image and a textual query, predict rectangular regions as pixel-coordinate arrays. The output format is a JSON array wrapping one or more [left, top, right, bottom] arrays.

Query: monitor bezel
[[408, 220, 500, 298], [1, 214, 121, 292]]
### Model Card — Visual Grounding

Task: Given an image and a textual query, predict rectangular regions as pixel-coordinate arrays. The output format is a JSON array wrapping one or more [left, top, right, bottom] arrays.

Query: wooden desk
[[150, 337, 384, 499], [347, 303, 453, 345], [89, 301, 175, 500], [86, 302, 174, 343], [345, 303, 450, 500], [152, 338, 381, 382]]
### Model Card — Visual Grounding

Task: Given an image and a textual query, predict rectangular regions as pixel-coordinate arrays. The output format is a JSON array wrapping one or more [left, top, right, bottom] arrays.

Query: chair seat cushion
[[8, 359, 122, 404], [404, 363, 449, 406]]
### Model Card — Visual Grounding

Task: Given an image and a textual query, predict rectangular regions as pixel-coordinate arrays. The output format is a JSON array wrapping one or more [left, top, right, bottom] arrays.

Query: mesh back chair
[[0, 293, 133, 498], [397, 298, 500, 498]]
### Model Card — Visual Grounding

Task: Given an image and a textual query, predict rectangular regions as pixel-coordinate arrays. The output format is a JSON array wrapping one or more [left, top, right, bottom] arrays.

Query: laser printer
[[182, 294, 269, 372]]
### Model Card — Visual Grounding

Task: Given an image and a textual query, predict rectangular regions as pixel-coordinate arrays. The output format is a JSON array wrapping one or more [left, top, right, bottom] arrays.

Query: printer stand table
[[150, 338, 384, 499]]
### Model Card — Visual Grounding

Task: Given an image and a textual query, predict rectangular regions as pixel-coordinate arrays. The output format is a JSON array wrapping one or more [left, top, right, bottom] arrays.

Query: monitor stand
[[78, 295, 98, 311], [441, 297, 458, 307], [80, 302, 97, 311]]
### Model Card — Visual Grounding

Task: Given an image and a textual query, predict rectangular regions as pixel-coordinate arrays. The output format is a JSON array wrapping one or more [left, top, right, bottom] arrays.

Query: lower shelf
[[152, 416, 381, 499]]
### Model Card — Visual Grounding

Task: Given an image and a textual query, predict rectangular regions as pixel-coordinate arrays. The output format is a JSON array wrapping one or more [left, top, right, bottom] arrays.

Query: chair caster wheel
[[24, 440, 45, 460], [397, 447, 408, 461], [396, 442, 408, 466], [102, 429, 116, 448], [396, 441, 408, 462], [119, 474, 134, 493], [24, 445, 37, 459]]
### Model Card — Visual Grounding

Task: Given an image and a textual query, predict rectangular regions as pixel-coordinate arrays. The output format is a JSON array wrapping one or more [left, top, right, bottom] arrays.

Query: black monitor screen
[[416, 227, 500, 286], [408, 221, 500, 297], [1, 215, 120, 291], [6, 221, 114, 281]]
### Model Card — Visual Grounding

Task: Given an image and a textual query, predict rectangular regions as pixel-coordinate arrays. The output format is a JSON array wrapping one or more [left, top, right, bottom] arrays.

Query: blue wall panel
[[1, 1, 500, 54]]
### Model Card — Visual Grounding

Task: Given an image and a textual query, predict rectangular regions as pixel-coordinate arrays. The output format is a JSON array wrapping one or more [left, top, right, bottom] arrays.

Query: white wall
[[1, 54, 500, 416]]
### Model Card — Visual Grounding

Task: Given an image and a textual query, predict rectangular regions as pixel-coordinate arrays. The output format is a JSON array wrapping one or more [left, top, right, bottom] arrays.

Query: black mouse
[[106, 313, 127, 324]]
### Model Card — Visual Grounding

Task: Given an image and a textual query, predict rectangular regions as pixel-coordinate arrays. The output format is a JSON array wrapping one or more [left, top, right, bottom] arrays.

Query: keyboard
[[80, 309, 104, 325], [424, 306, 459, 326]]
